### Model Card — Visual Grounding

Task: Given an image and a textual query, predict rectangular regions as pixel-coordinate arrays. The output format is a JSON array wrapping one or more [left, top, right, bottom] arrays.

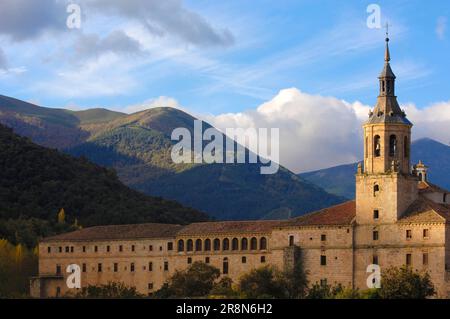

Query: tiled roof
[[399, 196, 450, 223], [41, 223, 183, 242], [418, 181, 448, 194], [177, 220, 282, 236], [282, 200, 356, 227]]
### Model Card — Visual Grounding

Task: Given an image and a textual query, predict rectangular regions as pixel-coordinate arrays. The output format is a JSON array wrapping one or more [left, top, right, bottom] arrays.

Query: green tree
[[155, 262, 221, 298], [238, 266, 286, 299], [282, 246, 308, 298], [210, 277, 237, 298], [378, 266, 435, 299], [73, 282, 144, 298]]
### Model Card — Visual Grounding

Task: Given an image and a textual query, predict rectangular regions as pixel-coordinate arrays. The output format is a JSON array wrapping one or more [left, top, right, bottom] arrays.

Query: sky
[[0, 0, 449, 172]]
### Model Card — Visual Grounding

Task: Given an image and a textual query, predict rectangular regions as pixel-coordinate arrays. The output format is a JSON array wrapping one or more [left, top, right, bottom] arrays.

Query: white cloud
[[73, 30, 144, 61], [202, 88, 366, 173], [124, 96, 181, 113], [199, 88, 450, 173], [436, 16, 447, 40], [85, 0, 234, 47]]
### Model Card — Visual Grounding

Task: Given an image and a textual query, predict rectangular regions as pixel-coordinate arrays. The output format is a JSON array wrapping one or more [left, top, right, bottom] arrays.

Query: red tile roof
[[418, 181, 448, 193], [41, 223, 183, 242], [399, 195, 450, 223], [282, 200, 356, 227]]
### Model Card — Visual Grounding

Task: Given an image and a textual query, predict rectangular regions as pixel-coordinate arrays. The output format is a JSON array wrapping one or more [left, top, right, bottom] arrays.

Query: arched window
[[223, 258, 229, 275], [404, 136, 409, 158], [444, 193, 447, 203], [223, 238, 230, 251], [241, 238, 248, 250], [213, 238, 220, 251], [389, 135, 397, 157], [177, 240, 184, 252], [195, 239, 202, 252], [374, 135, 381, 157], [250, 237, 257, 250], [365, 137, 368, 158], [204, 239, 211, 251], [260, 237, 267, 250], [232, 238, 239, 250], [186, 239, 193, 252], [373, 184, 380, 197]]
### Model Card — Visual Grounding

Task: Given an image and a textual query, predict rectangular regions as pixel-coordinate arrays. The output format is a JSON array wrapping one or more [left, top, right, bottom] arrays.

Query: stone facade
[[31, 37, 450, 298]]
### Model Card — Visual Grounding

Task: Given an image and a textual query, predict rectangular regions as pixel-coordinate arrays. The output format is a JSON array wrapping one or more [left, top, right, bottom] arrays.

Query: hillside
[[0, 124, 207, 247], [300, 138, 450, 199], [66, 107, 345, 220], [0, 95, 344, 220]]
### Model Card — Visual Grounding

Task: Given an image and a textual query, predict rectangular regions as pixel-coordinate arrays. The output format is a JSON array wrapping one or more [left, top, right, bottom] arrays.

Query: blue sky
[[0, 0, 450, 172], [0, 0, 449, 115]]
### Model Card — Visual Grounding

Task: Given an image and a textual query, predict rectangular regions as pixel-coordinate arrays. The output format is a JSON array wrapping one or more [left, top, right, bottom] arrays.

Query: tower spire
[[384, 23, 390, 62]]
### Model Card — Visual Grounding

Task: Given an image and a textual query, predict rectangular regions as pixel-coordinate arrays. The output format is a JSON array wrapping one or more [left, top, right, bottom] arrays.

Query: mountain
[[0, 124, 207, 247], [300, 138, 450, 199], [0, 95, 344, 220]]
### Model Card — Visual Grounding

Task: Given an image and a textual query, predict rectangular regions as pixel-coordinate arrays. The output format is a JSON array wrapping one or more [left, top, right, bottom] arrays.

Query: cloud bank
[[86, 0, 234, 47], [200, 88, 450, 173]]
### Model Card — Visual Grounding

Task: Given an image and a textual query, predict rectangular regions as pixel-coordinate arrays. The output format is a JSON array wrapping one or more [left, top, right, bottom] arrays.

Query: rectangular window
[[187, 257, 192, 264], [373, 231, 379, 241], [164, 261, 169, 271], [205, 257, 210, 264], [65, 246, 69, 253], [130, 263, 135, 272], [406, 254, 412, 266], [47, 247, 51, 254], [59, 247, 62, 253], [149, 262, 153, 271], [148, 283, 154, 290], [373, 210, 379, 220], [242, 256, 247, 264], [131, 245, 135, 252], [56, 265, 61, 275], [70, 246, 74, 253], [289, 235, 294, 246], [320, 255, 327, 266], [423, 253, 429, 266], [119, 245, 123, 252], [82, 263, 87, 273], [406, 230, 412, 239], [107, 245, 110, 252], [320, 279, 327, 287], [114, 263, 118, 272], [261, 256, 266, 263], [321, 234, 326, 242], [82, 246, 86, 253], [423, 229, 429, 238], [159, 246, 162, 251], [372, 255, 379, 265], [94, 246, 98, 253], [98, 263, 102, 272], [168, 242, 173, 251], [149, 245, 153, 251]]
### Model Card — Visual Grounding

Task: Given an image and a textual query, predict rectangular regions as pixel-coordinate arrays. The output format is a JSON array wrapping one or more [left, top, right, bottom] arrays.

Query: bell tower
[[356, 33, 418, 224]]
